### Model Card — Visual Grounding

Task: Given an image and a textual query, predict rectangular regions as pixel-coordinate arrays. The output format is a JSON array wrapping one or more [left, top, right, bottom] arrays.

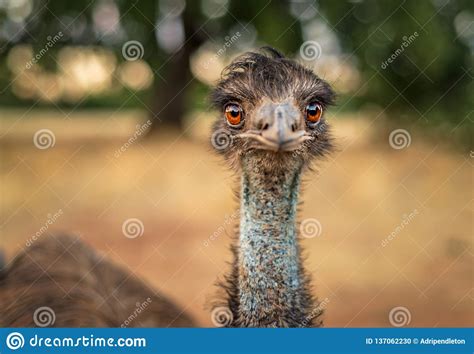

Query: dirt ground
[[0, 109, 472, 327]]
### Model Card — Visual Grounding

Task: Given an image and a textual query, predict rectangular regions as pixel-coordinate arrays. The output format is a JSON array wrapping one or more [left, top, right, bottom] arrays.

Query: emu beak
[[237, 102, 313, 151], [261, 105, 300, 150]]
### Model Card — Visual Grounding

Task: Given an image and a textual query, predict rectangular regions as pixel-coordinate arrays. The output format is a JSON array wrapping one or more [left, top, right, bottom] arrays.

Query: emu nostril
[[256, 121, 269, 130], [291, 123, 297, 132]]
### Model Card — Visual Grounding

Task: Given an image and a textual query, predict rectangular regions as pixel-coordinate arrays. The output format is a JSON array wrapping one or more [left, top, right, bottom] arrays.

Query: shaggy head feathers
[[211, 47, 335, 108], [211, 47, 335, 171], [210, 48, 335, 327]]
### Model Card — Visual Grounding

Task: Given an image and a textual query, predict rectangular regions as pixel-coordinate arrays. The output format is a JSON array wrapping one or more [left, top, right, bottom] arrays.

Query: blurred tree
[[320, 0, 473, 146], [135, 0, 304, 134], [0, 0, 304, 134], [0, 0, 472, 145]]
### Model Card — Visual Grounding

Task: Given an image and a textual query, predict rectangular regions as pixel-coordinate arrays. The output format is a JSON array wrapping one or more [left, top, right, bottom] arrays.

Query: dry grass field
[[0, 109, 472, 327]]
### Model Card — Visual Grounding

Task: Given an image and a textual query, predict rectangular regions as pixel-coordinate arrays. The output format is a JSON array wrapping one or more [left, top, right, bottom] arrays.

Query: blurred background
[[0, 0, 472, 327]]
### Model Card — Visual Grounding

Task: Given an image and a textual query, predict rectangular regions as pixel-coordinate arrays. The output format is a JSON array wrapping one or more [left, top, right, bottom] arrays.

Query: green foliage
[[320, 0, 472, 146], [0, 0, 471, 145]]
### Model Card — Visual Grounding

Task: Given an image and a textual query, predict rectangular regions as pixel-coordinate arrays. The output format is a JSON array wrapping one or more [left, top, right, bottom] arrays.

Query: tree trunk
[[147, 2, 205, 135]]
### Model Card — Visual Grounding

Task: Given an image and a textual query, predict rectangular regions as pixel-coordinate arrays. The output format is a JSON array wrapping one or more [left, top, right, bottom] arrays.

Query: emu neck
[[237, 160, 308, 327]]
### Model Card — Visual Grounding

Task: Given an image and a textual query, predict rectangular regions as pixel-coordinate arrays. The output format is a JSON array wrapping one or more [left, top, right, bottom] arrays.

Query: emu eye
[[225, 103, 243, 126], [305, 103, 323, 124]]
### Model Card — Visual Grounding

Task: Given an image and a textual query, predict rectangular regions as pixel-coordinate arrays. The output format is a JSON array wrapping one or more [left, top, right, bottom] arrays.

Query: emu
[[0, 47, 334, 328]]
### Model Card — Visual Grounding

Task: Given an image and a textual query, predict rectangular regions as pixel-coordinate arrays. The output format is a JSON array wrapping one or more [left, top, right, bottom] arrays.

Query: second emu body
[[0, 48, 334, 328]]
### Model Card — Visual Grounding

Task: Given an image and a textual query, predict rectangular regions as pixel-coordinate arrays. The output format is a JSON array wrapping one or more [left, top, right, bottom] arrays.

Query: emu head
[[211, 47, 335, 173]]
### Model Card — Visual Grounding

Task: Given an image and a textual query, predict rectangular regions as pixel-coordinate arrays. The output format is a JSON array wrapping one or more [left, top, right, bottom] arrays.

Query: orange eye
[[225, 104, 243, 126], [305, 103, 323, 123]]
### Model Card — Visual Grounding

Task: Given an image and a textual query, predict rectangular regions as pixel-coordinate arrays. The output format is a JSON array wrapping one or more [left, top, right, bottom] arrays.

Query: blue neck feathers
[[237, 159, 308, 326]]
